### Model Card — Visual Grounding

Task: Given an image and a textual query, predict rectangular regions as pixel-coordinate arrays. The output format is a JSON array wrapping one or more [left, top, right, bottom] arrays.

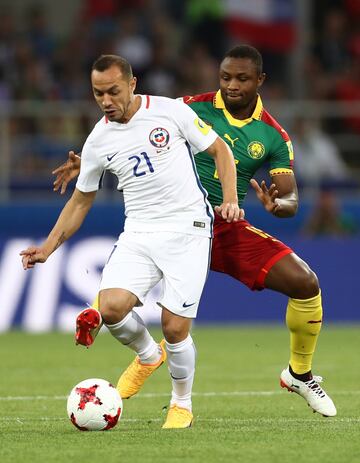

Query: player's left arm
[[173, 99, 241, 222], [251, 124, 298, 218], [206, 136, 243, 222], [250, 173, 298, 218], [53, 151, 81, 194]]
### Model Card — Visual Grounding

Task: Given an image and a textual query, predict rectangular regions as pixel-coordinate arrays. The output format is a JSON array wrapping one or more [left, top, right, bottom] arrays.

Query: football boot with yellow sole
[[117, 339, 166, 399], [162, 405, 193, 429]]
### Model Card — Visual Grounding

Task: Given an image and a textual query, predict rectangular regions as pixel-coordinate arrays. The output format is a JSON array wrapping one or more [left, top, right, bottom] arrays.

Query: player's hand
[[20, 246, 48, 270], [214, 203, 244, 223], [250, 178, 281, 215], [52, 151, 81, 194]]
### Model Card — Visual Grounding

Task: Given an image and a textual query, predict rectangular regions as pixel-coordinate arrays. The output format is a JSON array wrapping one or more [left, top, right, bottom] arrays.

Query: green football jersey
[[183, 91, 294, 208]]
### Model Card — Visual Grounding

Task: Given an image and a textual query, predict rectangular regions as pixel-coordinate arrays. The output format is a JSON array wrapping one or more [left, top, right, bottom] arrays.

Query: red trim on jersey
[[261, 109, 294, 168], [182, 92, 216, 105], [105, 116, 109, 124], [254, 248, 293, 289], [261, 110, 290, 143], [146, 95, 150, 108]]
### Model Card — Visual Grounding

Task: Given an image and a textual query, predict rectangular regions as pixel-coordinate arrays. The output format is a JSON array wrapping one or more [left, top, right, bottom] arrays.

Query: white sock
[[105, 310, 161, 364], [165, 335, 196, 411]]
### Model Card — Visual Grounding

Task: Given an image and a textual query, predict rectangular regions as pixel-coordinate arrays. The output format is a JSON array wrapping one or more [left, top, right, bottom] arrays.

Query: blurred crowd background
[[1, 0, 360, 330], [0, 0, 359, 236]]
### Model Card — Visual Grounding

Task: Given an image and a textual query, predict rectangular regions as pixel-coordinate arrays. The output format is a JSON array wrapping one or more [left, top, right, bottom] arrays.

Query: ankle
[[170, 400, 192, 412], [139, 343, 162, 364], [289, 364, 312, 382]]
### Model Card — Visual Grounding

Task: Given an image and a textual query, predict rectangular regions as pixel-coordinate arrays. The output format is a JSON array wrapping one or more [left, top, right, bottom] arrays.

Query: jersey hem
[[124, 220, 212, 238]]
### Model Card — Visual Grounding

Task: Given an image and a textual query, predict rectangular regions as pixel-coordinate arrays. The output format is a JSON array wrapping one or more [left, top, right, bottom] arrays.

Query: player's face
[[91, 65, 137, 122], [219, 57, 265, 113]]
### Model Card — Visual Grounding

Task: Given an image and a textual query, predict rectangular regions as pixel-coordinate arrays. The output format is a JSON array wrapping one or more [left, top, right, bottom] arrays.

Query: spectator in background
[[141, 12, 180, 96], [310, 4, 359, 103], [24, 5, 55, 60], [0, 67, 11, 103], [185, 0, 226, 60], [176, 43, 218, 96], [302, 54, 333, 99], [142, 41, 177, 96], [302, 187, 358, 237], [291, 116, 352, 190], [113, 11, 153, 78], [316, 8, 350, 75], [81, 0, 118, 40], [0, 10, 16, 72], [334, 61, 360, 134]]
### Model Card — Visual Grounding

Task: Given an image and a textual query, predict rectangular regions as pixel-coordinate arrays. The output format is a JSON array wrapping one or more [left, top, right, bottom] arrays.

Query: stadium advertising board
[[1, 234, 359, 331]]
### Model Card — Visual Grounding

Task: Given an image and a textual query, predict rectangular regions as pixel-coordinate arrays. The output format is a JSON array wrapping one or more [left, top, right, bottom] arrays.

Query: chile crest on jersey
[[149, 127, 170, 153]]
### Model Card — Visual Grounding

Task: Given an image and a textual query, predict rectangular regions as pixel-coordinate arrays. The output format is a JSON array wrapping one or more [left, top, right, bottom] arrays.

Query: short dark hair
[[92, 54, 133, 80], [223, 45, 263, 75]]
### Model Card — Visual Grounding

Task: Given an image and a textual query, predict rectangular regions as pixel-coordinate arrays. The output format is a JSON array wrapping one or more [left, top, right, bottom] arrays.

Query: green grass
[[0, 326, 359, 463]]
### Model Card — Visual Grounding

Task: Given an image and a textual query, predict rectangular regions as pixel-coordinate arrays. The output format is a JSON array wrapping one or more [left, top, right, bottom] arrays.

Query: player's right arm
[[20, 188, 96, 269], [23, 136, 102, 269]]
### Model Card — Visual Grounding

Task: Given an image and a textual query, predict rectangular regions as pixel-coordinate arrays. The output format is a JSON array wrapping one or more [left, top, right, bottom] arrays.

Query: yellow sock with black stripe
[[286, 291, 323, 374]]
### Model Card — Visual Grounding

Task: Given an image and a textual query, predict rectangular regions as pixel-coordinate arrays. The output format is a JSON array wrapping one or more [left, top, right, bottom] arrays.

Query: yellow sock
[[92, 293, 100, 310], [286, 291, 323, 374]]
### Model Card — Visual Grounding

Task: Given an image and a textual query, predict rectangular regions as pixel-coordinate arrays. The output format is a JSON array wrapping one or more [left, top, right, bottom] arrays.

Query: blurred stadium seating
[[0, 0, 359, 329]]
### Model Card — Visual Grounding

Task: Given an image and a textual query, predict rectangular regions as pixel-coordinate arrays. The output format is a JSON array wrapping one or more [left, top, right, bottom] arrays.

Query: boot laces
[[305, 375, 326, 398]]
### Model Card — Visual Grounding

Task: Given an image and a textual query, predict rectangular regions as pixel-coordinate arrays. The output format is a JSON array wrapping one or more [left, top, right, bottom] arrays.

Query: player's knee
[[291, 267, 319, 299], [99, 302, 121, 324], [99, 304, 119, 324], [162, 318, 190, 344], [307, 269, 320, 295], [99, 291, 133, 324]]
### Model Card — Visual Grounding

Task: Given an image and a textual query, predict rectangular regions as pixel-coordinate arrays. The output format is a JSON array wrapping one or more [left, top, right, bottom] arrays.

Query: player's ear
[[258, 73, 266, 88], [130, 76, 137, 93]]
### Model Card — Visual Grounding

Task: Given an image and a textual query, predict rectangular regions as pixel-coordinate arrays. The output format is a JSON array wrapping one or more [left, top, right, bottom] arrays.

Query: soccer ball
[[67, 378, 123, 431]]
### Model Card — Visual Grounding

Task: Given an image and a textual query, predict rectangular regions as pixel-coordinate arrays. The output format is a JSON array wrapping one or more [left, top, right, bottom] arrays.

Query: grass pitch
[[0, 326, 359, 463]]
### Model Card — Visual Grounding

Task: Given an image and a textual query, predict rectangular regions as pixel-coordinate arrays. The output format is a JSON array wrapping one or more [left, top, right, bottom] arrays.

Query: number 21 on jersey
[[128, 152, 154, 177]]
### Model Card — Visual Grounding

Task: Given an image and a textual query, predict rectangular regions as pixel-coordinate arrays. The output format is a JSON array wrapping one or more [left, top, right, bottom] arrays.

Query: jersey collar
[[213, 90, 263, 128]]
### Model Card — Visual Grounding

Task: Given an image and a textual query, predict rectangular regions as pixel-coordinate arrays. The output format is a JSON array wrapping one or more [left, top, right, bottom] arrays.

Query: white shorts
[[99, 231, 212, 318]]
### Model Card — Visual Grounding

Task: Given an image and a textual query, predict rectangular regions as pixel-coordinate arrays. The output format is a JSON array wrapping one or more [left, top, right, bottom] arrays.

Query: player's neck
[[120, 95, 142, 123], [226, 98, 257, 120]]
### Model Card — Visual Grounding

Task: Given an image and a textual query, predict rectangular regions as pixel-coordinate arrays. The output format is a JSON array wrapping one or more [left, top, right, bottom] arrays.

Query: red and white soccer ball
[[67, 378, 123, 431]]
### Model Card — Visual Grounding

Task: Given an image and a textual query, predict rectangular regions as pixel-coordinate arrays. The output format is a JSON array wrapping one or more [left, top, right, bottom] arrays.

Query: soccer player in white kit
[[20, 55, 240, 429]]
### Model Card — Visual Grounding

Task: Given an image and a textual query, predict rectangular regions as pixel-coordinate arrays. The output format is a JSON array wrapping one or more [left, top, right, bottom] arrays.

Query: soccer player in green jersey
[[53, 45, 336, 418]]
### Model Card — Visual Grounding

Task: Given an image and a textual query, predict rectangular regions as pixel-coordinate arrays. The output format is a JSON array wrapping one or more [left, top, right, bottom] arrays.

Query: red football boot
[[75, 307, 102, 347]]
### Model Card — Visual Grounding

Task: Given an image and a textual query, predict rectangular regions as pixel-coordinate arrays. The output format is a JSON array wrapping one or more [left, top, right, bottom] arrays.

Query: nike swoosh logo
[[107, 152, 118, 161], [182, 302, 196, 308]]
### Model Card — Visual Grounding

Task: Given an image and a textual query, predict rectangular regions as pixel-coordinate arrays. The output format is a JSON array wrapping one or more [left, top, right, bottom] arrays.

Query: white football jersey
[[76, 95, 218, 237]]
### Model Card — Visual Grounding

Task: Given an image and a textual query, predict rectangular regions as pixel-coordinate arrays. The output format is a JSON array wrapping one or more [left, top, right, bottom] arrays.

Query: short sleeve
[[76, 138, 104, 192], [268, 133, 294, 174], [172, 100, 218, 154]]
